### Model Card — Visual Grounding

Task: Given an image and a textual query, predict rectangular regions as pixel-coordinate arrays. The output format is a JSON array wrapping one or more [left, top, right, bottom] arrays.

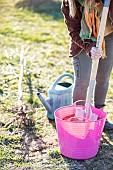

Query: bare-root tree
[[4, 45, 35, 128]]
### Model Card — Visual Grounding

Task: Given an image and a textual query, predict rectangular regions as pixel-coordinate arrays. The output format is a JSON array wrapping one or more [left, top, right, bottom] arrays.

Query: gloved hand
[[90, 47, 102, 60]]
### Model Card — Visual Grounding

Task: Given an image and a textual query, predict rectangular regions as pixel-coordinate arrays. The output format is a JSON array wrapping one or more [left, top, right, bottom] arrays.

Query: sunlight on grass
[[0, 0, 113, 169]]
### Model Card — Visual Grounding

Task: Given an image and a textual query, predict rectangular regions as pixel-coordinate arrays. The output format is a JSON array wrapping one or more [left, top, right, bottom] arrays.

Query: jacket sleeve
[[61, 0, 96, 56]]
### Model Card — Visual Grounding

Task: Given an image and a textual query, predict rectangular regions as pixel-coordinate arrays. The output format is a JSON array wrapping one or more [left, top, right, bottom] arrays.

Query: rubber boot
[[103, 119, 113, 131], [95, 105, 113, 131]]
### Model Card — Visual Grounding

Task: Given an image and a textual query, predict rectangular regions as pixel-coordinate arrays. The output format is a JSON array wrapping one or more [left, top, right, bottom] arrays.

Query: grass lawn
[[0, 0, 113, 169]]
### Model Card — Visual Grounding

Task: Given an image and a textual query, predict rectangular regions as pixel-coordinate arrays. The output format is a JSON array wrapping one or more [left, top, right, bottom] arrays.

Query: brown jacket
[[61, 0, 113, 57]]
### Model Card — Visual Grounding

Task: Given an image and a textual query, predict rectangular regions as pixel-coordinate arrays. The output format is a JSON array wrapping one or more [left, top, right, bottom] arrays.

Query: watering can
[[37, 73, 74, 120]]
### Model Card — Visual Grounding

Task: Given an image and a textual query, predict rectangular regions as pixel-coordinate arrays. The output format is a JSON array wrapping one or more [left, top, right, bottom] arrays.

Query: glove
[[90, 47, 102, 60]]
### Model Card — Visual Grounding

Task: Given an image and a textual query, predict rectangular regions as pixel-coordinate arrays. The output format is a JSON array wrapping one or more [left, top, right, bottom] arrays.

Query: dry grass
[[0, 0, 113, 169]]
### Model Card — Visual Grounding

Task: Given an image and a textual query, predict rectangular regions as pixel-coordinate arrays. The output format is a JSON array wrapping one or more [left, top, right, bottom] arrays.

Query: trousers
[[73, 32, 113, 108]]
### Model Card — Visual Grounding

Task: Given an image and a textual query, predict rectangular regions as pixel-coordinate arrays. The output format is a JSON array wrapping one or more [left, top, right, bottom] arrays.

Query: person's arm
[[61, 0, 96, 56]]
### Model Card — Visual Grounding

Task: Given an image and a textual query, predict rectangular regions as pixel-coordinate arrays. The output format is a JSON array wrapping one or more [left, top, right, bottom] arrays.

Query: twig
[[18, 45, 25, 107], [18, 45, 30, 106]]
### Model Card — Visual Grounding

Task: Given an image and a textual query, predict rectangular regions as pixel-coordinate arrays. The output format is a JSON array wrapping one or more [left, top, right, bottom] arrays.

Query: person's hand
[[90, 47, 102, 60]]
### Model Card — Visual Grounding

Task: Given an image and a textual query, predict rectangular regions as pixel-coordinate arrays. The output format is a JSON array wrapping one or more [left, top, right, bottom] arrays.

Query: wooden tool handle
[[86, 0, 111, 119], [90, 6, 110, 81]]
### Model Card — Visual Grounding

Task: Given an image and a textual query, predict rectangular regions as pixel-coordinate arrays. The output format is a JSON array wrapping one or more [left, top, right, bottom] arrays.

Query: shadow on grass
[[0, 124, 47, 168], [15, 0, 63, 20], [0, 104, 47, 168], [21, 124, 46, 159], [49, 119, 56, 129]]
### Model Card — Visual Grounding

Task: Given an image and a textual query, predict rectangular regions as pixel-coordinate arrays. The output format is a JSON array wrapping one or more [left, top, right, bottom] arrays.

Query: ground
[[0, 0, 113, 169]]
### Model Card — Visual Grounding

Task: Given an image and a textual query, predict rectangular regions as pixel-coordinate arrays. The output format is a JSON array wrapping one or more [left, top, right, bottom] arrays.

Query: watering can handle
[[51, 73, 74, 90]]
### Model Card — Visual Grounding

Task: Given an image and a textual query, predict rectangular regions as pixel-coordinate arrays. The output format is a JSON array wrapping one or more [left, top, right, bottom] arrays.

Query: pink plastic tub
[[54, 103, 106, 160]]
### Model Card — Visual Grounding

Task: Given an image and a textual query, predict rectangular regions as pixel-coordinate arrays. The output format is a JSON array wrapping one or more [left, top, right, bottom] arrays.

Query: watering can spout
[[37, 92, 52, 114]]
